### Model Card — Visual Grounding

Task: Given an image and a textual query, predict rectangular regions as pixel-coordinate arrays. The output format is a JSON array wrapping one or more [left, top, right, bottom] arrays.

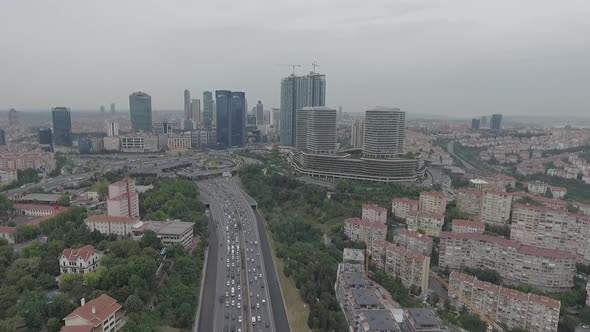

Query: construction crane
[[430, 271, 503, 332], [276, 63, 301, 75]]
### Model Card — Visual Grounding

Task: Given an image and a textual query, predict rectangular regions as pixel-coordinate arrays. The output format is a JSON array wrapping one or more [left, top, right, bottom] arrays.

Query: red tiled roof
[[362, 204, 386, 212], [449, 271, 476, 283], [392, 198, 419, 205], [518, 244, 576, 259], [64, 294, 122, 326], [483, 187, 512, 196], [407, 210, 445, 219], [420, 191, 446, 198], [457, 188, 482, 195], [397, 229, 433, 243], [486, 175, 516, 182], [528, 293, 561, 309], [60, 326, 94, 332], [0, 226, 17, 233], [14, 204, 65, 211], [86, 215, 140, 224], [62, 245, 96, 263], [110, 178, 133, 187], [344, 218, 387, 230], [452, 219, 485, 229]]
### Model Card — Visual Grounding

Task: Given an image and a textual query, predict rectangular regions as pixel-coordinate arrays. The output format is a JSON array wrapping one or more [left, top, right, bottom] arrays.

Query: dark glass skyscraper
[[129, 91, 152, 131], [203, 91, 214, 128], [39, 128, 53, 145], [0, 129, 5, 146], [490, 113, 503, 130], [51, 107, 72, 146], [471, 118, 481, 129], [215, 90, 246, 147], [256, 100, 264, 125]]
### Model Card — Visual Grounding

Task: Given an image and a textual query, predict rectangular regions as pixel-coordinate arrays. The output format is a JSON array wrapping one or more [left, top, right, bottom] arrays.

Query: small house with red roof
[[61, 294, 126, 332], [59, 245, 102, 275]]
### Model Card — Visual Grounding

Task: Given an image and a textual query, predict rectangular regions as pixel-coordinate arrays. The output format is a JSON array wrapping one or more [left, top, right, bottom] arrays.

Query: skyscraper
[[271, 108, 280, 129], [39, 128, 53, 145], [51, 107, 72, 147], [8, 108, 18, 126], [100, 105, 105, 113], [203, 91, 214, 128], [256, 100, 264, 125], [363, 107, 405, 159], [216, 90, 246, 147], [351, 119, 365, 148], [183, 89, 192, 127], [106, 121, 120, 137], [191, 99, 201, 126], [280, 71, 326, 145], [0, 129, 5, 146], [129, 91, 152, 131], [471, 118, 481, 129], [490, 114, 503, 130], [480, 116, 489, 129], [110, 103, 116, 114], [295, 107, 337, 154]]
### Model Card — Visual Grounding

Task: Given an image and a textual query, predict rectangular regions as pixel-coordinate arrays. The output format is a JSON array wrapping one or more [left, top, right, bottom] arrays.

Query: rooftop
[[420, 191, 447, 198], [64, 294, 122, 326], [469, 178, 489, 184], [0, 226, 17, 234], [14, 203, 65, 211], [133, 220, 193, 236], [363, 203, 387, 212], [18, 193, 64, 203], [405, 308, 442, 328], [86, 215, 140, 224], [350, 288, 382, 306], [397, 229, 433, 243], [62, 245, 96, 262], [407, 210, 445, 219], [343, 248, 366, 263], [452, 219, 485, 228], [359, 310, 399, 331], [392, 198, 419, 205]]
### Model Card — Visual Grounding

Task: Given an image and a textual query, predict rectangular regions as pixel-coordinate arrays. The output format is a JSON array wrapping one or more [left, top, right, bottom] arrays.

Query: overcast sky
[[1, 0, 590, 117]]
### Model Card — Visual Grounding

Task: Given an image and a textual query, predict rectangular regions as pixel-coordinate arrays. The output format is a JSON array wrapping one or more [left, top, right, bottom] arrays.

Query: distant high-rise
[[271, 108, 280, 129], [491, 114, 503, 130], [0, 129, 5, 146], [351, 119, 365, 148], [480, 116, 489, 129], [203, 91, 214, 127], [110, 103, 116, 114], [280, 71, 326, 145], [106, 121, 120, 137], [216, 90, 246, 147], [51, 107, 72, 147], [256, 100, 264, 125], [129, 91, 152, 131], [295, 107, 337, 154], [39, 128, 53, 145], [191, 99, 201, 126], [8, 108, 18, 126], [471, 118, 481, 129], [183, 89, 192, 126], [100, 105, 105, 113], [363, 107, 405, 159]]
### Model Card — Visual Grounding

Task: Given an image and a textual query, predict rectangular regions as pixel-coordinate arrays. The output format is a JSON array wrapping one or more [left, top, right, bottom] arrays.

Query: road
[[198, 178, 278, 332], [195, 210, 218, 332], [446, 141, 475, 170]]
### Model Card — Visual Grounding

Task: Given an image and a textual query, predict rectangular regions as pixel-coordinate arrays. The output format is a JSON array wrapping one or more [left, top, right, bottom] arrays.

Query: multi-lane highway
[[198, 178, 278, 332]]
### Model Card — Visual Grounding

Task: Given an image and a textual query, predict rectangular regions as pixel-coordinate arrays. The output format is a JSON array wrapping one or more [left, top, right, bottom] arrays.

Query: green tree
[[139, 230, 162, 251], [46, 317, 62, 332], [124, 294, 144, 314], [0, 194, 13, 212], [459, 313, 487, 332]]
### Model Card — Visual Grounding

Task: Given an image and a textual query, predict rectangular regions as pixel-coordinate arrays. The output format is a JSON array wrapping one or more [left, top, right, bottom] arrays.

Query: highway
[[198, 178, 277, 332]]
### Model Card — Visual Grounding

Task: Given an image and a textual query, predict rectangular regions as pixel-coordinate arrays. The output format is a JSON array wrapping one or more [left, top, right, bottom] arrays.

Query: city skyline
[[2, 1, 590, 117]]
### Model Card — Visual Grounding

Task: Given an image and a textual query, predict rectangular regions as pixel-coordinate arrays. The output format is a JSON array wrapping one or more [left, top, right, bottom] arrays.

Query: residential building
[[402, 308, 447, 332], [439, 232, 576, 292], [406, 210, 445, 237], [106, 121, 119, 137], [295, 107, 337, 153], [107, 178, 139, 218], [391, 198, 419, 220], [449, 272, 560, 332], [393, 229, 433, 256], [167, 134, 192, 151], [511, 204, 590, 262], [486, 175, 516, 189], [131, 220, 194, 248], [362, 204, 387, 224], [216, 90, 246, 147], [527, 181, 547, 195], [351, 119, 365, 148], [0, 169, 17, 187], [120, 135, 159, 152], [456, 189, 482, 219], [52, 107, 72, 146], [280, 71, 326, 146], [480, 188, 512, 224], [84, 215, 142, 236], [469, 178, 489, 191], [372, 240, 430, 293], [13, 204, 65, 217], [0, 226, 16, 244], [344, 218, 387, 250], [129, 91, 152, 131], [59, 245, 102, 275], [451, 219, 485, 233], [62, 294, 126, 332], [363, 107, 405, 159], [419, 191, 447, 215]]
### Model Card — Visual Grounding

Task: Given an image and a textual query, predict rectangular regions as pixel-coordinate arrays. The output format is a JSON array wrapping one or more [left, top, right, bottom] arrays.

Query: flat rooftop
[[18, 193, 64, 203], [135, 220, 193, 236], [343, 248, 365, 264], [351, 288, 382, 307], [359, 310, 399, 331]]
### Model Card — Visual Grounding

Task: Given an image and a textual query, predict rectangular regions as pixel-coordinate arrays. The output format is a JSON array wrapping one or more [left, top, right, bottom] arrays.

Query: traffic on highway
[[200, 178, 275, 332]]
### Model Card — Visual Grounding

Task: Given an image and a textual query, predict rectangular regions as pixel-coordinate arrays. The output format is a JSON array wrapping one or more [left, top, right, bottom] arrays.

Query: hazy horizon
[[2, 1, 590, 117]]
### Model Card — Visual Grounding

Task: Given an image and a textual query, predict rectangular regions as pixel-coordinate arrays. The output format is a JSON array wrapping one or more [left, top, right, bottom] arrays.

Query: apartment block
[[362, 204, 387, 224], [449, 272, 560, 332], [393, 229, 433, 256], [406, 210, 445, 237], [456, 189, 482, 219], [439, 232, 576, 292], [0, 151, 57, 173], [59, 245, 102, 275], [511, 204, 590, 262], [391, 198, 419, 220], [107, 178, 139, 218], [344, 218, 387, 251], [372, 240, 430, 293], [419, 191, 447, 215], [451, 219, 485, 234], [512, 192, 568, 211], [85, 215, 142, 237], [480, 188, 512, 224]]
